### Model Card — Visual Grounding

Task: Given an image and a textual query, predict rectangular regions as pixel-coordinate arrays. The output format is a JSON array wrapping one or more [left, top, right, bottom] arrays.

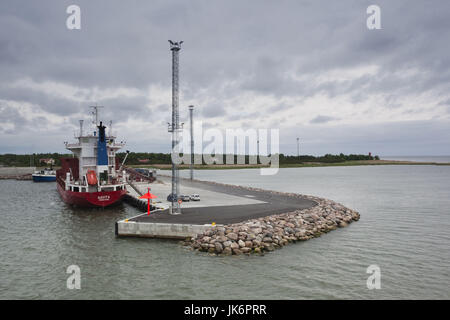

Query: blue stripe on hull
[[32, 175, 56, 182]]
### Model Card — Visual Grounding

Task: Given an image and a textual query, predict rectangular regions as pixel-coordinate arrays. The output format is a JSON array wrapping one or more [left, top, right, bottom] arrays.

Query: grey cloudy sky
[[1, 0, 449, 156]]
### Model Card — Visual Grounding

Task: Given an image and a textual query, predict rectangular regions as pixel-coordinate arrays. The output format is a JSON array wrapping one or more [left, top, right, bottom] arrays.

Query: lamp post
[[189, 105, 194, 180]]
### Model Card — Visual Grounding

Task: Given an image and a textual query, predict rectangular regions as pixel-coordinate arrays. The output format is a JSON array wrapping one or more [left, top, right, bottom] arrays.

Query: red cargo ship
[[56, 109, 127, 207]]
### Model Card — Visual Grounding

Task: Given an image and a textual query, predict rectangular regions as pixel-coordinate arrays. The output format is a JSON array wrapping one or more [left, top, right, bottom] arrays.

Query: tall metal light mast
[[168, 40, 183, 214], [296, 137, 300, 158], [189, 105, 194, 180]]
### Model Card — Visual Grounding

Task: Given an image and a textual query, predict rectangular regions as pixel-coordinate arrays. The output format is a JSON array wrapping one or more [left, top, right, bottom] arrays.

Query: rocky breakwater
[[186, 195, 360, 256]]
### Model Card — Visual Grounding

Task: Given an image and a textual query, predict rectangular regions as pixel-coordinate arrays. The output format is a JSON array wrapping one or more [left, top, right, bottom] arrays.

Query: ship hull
[[57, 180, 126, 208]]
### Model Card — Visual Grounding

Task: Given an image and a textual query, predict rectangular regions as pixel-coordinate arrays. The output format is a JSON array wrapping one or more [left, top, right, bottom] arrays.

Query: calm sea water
[[1, 165, 449, 299]]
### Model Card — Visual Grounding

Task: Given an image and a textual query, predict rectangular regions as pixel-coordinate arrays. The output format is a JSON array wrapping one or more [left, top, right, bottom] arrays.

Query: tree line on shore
[[0, 153, 71, 167], [0, 152, 379, 167]]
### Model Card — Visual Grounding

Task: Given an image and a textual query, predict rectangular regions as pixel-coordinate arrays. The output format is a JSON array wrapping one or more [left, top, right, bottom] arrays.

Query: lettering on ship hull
[[97, 195, 111, 201]]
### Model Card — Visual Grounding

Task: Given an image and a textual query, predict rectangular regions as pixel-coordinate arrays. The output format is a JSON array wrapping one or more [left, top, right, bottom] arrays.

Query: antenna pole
[[90, 105, 104, 127]]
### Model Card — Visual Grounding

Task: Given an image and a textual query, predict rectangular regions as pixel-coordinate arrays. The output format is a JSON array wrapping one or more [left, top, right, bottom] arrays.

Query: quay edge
[[116, 220, 219, 239]]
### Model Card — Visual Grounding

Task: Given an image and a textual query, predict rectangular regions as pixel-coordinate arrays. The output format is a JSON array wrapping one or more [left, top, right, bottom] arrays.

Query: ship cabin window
[[73, 186, 79, 192]]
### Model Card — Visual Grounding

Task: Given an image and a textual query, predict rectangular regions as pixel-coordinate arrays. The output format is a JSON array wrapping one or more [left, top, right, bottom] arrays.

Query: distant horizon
[[1, 150, 449, 158]]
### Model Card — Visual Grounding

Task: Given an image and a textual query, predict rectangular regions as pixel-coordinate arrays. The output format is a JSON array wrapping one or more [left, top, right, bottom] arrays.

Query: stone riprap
[[185, 192, 360, 255]]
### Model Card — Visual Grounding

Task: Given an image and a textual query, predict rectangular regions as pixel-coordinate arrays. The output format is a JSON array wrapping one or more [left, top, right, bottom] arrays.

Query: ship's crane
[[118, 150, 130, 172]]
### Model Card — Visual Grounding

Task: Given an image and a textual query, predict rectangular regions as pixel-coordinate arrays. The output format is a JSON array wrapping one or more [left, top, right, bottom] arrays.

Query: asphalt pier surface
[[128, 176, 316, 225]]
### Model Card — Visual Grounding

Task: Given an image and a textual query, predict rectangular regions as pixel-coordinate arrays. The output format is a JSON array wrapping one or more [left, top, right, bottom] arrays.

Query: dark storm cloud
[[1, 0, 449, 93], [240, 56, 295, 96], [0, 85, 81, 115], [202, 102, 226, 118], [310, 115, 339, 124], [0, 0, 449, 153], [96, 95, 150, 122], [157, 104, 170, 112], [0, 104, 28, 133], [268, 103, 294, 113], [226, 111, 261, 122]]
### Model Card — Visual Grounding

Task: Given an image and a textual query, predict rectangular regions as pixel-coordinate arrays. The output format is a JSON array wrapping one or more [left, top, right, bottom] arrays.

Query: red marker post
[[139, 188, 157, 215]]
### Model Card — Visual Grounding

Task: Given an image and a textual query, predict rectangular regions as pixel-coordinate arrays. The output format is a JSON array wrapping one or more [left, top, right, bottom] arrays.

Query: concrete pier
[[116, 176, 316, 239], [0, 167, 35, 180]]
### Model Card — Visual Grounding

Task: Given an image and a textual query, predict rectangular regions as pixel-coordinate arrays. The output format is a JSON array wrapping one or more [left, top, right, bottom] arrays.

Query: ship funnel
[[97, 121, 108, 166]]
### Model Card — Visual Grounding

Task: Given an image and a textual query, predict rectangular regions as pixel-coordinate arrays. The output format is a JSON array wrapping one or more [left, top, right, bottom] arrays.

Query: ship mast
[[90, 105, 104, 129]]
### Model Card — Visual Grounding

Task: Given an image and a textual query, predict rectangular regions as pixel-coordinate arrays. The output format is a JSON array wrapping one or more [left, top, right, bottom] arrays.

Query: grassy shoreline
[[1, 160, 449, 175]]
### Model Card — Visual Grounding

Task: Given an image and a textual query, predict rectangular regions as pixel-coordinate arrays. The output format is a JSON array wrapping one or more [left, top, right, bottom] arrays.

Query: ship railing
[[66, 143, 81, 148]]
